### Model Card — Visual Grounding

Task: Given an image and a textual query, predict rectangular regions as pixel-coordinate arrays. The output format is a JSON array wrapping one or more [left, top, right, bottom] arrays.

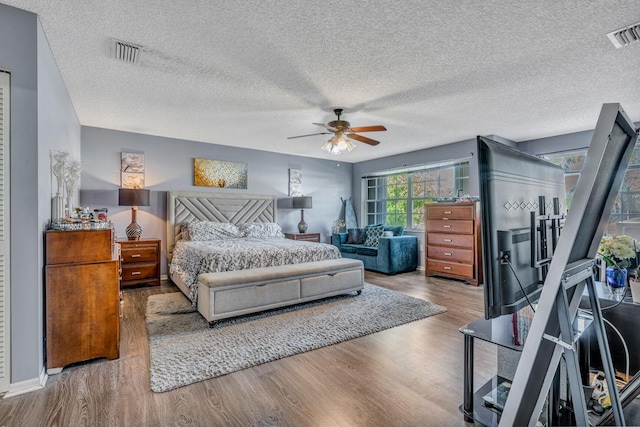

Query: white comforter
[[169, 237, 341, 303]]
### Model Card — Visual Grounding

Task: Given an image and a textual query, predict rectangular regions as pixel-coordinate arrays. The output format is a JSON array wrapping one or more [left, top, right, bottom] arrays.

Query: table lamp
[[292, 196, 312, 233], [118, 188, 150, 240]]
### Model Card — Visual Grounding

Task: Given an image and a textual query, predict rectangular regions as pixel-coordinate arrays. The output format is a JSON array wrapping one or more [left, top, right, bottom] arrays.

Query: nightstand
[[284, 232, 320, 242], [117, 238, 161, 287]]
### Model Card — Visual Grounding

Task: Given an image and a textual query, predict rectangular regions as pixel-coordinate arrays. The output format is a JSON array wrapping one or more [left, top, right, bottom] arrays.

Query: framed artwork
[[194, 158, 248, 189], [289, 168, 302, 196], [121, 152, 145, 188], [121, 172, 145, 189]]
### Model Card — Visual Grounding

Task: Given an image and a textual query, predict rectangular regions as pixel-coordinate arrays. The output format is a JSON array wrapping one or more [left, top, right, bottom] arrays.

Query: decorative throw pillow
[[346, 228, 365, 244], [382, 231, 394, 238], [383, 225, 405, 236], [364, 225, 384, 247], [179, 222, 191, 241], [239, 222, 284, 238], [187, 221, 242, 241]]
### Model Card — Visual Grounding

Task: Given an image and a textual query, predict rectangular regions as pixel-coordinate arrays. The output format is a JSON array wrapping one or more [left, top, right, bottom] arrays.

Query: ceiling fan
[[288, 108, 387, 154]]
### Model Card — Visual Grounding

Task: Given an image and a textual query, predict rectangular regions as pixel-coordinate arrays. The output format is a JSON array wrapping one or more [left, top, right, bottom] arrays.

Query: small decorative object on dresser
[[284, 232, 320, 243], [424, 201, 482, 286], [118, 238, 161, 287]]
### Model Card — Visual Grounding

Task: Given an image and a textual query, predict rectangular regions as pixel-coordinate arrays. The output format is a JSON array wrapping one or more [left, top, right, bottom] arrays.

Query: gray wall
[[80, 126, 353, 275], [0, 4, 81, 385]]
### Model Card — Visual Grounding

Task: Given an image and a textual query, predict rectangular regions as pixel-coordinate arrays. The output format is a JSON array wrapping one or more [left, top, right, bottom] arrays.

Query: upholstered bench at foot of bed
[[197, 258, 365, 326]]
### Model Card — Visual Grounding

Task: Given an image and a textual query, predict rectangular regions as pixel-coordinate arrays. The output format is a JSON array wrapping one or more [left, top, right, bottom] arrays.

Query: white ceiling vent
[[110, 38, 142, 64], [607, 22, 640, 49]]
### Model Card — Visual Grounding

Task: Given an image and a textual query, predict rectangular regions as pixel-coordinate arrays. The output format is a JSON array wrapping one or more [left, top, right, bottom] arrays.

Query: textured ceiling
[[4, 1, 640, 162]]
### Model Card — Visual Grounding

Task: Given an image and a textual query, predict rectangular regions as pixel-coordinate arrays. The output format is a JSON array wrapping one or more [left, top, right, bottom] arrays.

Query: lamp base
[[297, 220, 308, 233], [126, 222, 142, 240]]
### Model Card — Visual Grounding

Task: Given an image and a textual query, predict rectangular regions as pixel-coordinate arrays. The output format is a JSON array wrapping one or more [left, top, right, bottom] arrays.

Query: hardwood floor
[[0, 272, 637, 426]]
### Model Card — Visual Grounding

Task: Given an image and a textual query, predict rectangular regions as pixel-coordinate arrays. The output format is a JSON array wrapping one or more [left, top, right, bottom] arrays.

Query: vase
[[51, 193, 64, 223], [605, 266, 627, 297]]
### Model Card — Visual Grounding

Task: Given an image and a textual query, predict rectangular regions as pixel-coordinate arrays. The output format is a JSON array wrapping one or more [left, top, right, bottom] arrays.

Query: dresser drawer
[[426, 219, 473, 234], [427, 259, 473, 278], [427, 232, 474, 249], [121, 264, 158, 281], [121, 246, 157, 263], [427, 205, 474, 220], [427, 246, 473, 263]]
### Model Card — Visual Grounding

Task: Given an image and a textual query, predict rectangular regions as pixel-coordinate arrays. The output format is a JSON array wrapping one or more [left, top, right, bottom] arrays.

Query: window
[[544, 144, 640, 233], [363, 159, 470, 230]]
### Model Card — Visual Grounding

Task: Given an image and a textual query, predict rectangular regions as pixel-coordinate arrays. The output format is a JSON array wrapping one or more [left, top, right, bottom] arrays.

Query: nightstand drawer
[[121, 247, 157, 263], [122, 264, 158, 281]]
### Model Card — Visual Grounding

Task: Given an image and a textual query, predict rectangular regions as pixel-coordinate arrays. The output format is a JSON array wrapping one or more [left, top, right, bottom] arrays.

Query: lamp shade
[[119, 188, 150, 207], [292, 196, 312, 209]]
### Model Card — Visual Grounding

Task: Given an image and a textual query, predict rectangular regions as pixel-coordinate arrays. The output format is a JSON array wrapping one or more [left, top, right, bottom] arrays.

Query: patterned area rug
[[146, 283, 447, 392]]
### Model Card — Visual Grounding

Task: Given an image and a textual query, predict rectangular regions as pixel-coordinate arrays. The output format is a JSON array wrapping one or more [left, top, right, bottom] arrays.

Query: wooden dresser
[[425, 202, 482, 286], [45, 229, 120, 372], [117, 238, 161, 287]]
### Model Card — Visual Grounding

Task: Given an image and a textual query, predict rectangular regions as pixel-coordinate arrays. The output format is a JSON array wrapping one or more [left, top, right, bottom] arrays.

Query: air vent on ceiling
[[110, 38, 142, 64], [607, 22, 640, 49]]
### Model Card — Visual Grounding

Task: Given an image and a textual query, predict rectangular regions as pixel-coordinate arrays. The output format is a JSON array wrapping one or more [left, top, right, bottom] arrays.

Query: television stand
[[459, 310, 593, 426]]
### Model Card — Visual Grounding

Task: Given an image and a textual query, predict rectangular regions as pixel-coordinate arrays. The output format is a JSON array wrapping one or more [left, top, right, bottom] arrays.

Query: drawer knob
[[444, 252, 452, 256], [131, 254, 141, 258], [443, 225, 451, 228], [131, 271, 141, 276], [444, 239, 452, 242], [444, 266, 452, 270], [444, 211, 452, 214]]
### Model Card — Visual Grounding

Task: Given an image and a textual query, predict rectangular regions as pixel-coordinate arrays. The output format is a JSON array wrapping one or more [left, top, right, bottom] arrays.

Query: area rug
[[145, 283, 447, 392]]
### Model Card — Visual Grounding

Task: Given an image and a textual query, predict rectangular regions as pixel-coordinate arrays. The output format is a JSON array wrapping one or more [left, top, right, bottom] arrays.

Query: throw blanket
[[170, 237, 341, 303]]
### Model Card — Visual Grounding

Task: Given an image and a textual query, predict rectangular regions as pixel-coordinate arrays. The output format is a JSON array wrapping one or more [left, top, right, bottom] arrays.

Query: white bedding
[[169, 237, 341, 303]]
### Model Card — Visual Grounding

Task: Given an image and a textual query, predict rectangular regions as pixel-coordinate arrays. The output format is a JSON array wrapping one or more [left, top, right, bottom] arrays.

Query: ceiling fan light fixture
[[321, 133, 355, 155]]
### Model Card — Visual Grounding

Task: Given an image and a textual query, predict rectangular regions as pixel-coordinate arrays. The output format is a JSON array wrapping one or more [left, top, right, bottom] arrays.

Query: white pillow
[[238, 222, 284, 238], [382, 231, 394, 238], [186, 221, 242, 241]]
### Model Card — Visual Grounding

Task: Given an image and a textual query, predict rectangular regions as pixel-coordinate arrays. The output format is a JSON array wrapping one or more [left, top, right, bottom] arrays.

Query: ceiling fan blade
[[347, 133, 380, 146], [348, 125, 387, 133], [313, 122, 338, 132], [287, 132, 331, 139]]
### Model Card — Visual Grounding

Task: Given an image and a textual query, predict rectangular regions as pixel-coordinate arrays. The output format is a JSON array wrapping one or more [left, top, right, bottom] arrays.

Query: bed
[[167, 191, 343, 304]]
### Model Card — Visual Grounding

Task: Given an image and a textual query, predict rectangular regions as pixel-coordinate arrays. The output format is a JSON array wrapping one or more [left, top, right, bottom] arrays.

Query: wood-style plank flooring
[[0, 271, 637, 426]]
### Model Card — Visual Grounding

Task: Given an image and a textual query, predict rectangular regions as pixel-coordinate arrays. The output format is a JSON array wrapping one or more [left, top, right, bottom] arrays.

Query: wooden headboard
[[167, 191, 277, 260]]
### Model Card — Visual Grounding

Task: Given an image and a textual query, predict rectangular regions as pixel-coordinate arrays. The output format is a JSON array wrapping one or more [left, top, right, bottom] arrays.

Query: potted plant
[[597, 234, 637, 295]]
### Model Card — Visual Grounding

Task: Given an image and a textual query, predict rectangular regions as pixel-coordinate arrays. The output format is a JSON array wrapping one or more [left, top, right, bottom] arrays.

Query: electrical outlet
[[419, 244, 424, 252]]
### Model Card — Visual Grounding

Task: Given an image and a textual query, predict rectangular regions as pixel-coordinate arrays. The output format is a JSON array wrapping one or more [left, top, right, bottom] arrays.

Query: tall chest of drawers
[[425, 202, 482, 286]]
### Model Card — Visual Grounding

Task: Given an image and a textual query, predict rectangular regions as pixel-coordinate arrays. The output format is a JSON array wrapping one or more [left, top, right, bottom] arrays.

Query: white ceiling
[[4, 1, 640, 162]]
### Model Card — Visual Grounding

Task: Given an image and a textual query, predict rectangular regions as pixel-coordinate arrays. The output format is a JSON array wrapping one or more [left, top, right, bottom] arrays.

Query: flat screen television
[[478, 136, 567, 319]]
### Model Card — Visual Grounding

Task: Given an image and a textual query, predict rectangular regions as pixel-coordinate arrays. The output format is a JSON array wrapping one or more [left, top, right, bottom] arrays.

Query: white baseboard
[[161, 274, 168, 281], [417, 265, 425, 271], [3, 366, 47, 399]]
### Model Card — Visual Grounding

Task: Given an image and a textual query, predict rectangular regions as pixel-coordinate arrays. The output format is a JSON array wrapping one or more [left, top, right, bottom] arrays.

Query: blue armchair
[[332, 231, 419, 275]]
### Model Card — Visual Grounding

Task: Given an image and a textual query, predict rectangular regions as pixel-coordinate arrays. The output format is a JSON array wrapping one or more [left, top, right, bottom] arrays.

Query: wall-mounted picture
[[289, 168, 302, 196], [121, 152, 145, 188], [194, 158, 248, 189], [121, 172, 145, 189]]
